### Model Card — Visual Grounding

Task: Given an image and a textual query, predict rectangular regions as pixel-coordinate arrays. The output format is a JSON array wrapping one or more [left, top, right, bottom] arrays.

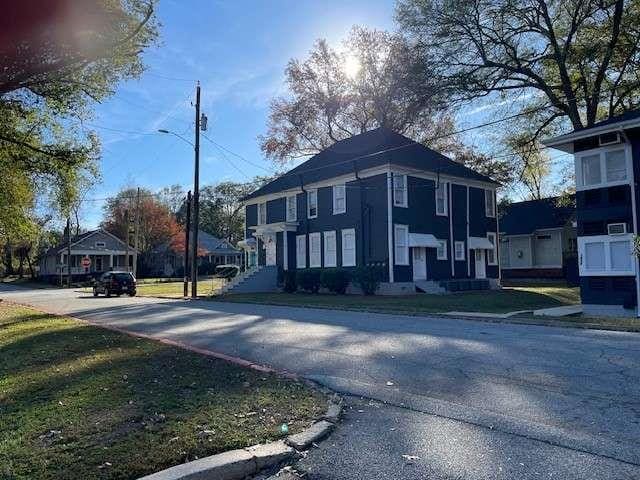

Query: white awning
[[408, 233, 440, 248], [468, 236, 494, 250]]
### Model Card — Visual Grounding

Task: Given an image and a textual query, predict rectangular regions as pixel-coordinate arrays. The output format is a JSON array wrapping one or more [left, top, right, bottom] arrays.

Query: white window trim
[[257, 202, 267, 225], [485, 189, 496, 218], [286, 195, 297, 222], [341, 228, 356, 267], [435, 182, 448, 216], [309, 232, 321, 268], [437, 240, 447, 260], [307, 190, 318, 219], [574, 144, 632, 191], [323, 231, 337, 267], [332, 184, 346, 215], [487, 232, 498, 265], [393, 174, 408, 208], [578, 234, 636, 276], [394, 224, 409, 266], [296, 235, 306, 269], [454, 241, 465, 261]]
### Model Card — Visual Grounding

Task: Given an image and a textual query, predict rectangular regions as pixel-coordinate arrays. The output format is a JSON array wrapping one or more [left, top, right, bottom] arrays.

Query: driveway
[[2, 285, 640, 479]]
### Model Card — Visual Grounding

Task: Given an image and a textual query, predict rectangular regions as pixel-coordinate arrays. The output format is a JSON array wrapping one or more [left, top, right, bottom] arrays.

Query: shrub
[[296, 269, 321, 293], [283, 270, 297, 293], [353, 265, 384, 295], [321, 268, 351, 294]]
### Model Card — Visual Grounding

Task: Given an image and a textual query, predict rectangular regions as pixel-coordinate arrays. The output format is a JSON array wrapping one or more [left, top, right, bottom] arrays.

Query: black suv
[[93, 271, 137, 297]]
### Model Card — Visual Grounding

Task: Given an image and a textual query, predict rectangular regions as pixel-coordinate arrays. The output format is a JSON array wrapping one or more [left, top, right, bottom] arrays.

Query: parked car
[[93, 271, 136, 297]]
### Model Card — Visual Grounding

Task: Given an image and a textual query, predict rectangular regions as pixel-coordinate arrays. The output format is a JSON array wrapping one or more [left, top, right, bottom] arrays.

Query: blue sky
[[80, 0, 568, 227], [81, 0, 397, 226]]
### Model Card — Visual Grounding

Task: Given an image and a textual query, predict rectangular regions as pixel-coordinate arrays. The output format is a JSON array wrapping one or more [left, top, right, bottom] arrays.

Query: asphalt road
[[3, 285, 640, 479]]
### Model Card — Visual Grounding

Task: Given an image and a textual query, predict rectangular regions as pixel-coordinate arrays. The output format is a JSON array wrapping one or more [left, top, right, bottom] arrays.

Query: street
[[2, 285, 640, 479]]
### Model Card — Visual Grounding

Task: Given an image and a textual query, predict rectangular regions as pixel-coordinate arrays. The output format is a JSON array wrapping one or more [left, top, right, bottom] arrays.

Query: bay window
[[575, 145, 631, 190], [578, 234, 635, 276]]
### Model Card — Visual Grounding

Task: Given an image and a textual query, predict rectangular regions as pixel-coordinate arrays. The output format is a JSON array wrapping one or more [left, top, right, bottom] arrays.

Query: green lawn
[[135, 279, 225, 297], [220, 286, 580, 315], [0, 303, 326, 480]]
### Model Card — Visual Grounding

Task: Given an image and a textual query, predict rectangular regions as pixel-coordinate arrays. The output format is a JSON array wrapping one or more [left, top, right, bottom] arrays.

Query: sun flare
[[343, 55, 361, 79]]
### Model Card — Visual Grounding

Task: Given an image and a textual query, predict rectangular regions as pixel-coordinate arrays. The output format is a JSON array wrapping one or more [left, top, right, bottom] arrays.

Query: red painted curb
[[3, 300, 299, 381]]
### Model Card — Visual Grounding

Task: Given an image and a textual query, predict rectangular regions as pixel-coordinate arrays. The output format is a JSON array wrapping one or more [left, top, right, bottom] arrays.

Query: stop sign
[[81, 256, 91, 268]]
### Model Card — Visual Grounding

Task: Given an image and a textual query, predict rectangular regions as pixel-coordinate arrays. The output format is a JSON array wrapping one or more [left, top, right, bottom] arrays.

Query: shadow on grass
[[0, 308, 325, 480]]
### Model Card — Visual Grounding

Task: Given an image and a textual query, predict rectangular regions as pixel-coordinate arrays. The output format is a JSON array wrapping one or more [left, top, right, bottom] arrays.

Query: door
[[412, 247, 427, 280], [265, 239, 277, 266], [474, 250, 486, 279]]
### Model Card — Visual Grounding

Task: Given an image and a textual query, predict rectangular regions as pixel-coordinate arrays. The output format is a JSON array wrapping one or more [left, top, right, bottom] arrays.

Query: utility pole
[[66, 217, 71, 288], [133, 187, 140, 277], [125, 208, 130, 272], [183, 191, 192, 298], [191, 82, 201, 298]]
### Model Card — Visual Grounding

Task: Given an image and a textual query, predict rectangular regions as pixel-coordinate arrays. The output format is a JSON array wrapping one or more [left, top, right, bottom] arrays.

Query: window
[[257, 202, 267, 225], [394, 224, 409, 265], [487, 232, 497, 265], [309, 232, 321, 268], [307, 190, 318, 218], [485, 190, 495, 217], [606, 149, 627, 182], [435, 182, 448, 216], [333, 185, 346, 214], [95, 241, 106, 248], [578, 234, 635, 276], [323, 231, 337, 267], [455, 241, 465, 261], [296, 235, 306, 268], [286, 195, 297, 222], [341, 229, 356, 267], [576, 146, 630, 190], [393, 174, 407, 207], [437, 240, 447, 260]]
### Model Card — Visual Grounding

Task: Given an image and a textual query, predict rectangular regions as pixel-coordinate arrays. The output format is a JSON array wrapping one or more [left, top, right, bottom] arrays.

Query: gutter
[[543, 118, 640, 150]]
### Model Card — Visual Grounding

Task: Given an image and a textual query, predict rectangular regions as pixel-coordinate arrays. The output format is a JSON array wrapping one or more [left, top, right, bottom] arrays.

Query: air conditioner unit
[[607, 223, 627, 235], [599, 132, 621, 146]]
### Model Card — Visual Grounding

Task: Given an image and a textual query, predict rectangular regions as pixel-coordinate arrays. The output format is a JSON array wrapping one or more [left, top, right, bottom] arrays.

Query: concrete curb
[[138, 401, 342, 480]]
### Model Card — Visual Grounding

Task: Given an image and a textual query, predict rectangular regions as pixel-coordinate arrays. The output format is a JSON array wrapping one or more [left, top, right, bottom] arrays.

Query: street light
[[158, 129, 194, 147]]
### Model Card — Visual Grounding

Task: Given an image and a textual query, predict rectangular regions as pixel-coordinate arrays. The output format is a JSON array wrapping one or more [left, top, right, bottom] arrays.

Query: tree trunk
[[4, 245, 14, 275]]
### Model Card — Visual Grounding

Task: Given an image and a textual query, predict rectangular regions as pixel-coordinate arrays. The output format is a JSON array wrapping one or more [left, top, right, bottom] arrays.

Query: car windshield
[[113, 273, 133, 282]]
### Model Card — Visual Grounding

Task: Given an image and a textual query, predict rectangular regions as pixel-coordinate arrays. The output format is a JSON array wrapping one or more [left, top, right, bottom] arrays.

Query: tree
[[260, 26, 458, 165], [101, 188, 180, 258], [197, 176, 278, 244], [397, 0, 640, 143], [506, 133, 553, 199], [0, 1, 158, 259]]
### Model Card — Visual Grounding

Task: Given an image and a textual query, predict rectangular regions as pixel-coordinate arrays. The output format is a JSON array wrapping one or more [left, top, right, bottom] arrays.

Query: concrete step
[[223, 266, 278, 294]]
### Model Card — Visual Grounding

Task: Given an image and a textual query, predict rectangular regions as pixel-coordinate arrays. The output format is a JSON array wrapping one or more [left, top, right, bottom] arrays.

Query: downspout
[[449, 183, 455, 277], [621, 129, 640, 318], [387, 170, 394, 283], [466, 185, 471, 278], [354, 160, 366, 267]]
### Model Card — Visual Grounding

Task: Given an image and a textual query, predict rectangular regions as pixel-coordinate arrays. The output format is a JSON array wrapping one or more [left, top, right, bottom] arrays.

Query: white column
[[449, 182, 455, 277], [283, 231, 288, 271], [466, 186, 471, 277], [109, 254, 113, 270]]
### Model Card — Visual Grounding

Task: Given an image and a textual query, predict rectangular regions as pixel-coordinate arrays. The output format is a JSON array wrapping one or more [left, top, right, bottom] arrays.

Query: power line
[[201, 133, 275, 174]]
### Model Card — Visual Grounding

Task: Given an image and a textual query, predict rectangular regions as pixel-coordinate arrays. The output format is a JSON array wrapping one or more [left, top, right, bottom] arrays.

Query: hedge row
[[279, 266, 385, 295]]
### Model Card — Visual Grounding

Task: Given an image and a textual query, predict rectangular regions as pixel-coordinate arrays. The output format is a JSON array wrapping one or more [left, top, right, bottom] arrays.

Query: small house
[[499, 197, 577, 281]]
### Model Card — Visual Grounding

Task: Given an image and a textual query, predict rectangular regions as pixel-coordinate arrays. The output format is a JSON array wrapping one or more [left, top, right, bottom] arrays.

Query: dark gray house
[[234, 127, 500, 294], [39, 229, 135, 281], [544, 111, 640, 317], [499, 197, 577, 280]]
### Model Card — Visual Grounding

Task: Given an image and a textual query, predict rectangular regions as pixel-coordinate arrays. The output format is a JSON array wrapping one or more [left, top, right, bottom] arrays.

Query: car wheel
[[93, 288, 98, 297], [105, 289, 111, 298], [129, 291, 136, 297]]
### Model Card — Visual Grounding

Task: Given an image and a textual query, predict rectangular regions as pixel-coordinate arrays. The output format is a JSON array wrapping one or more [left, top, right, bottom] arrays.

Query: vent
[[607, 223, 627, 235], [598, 132, 621, 146]]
